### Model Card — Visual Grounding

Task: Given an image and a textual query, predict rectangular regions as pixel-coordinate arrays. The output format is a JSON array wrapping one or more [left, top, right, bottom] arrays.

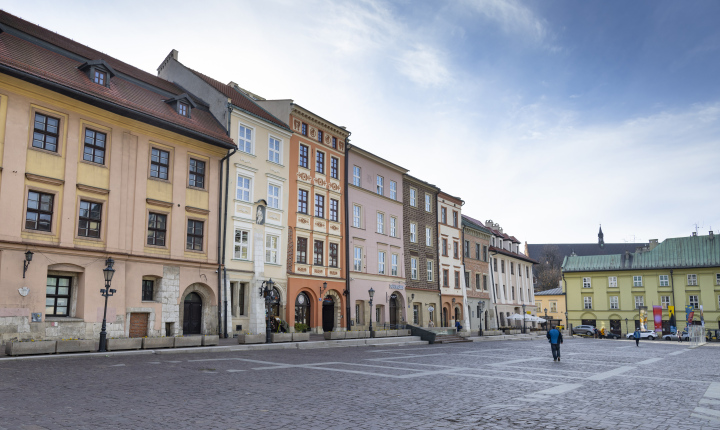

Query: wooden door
[[183, 292, 202, 335]]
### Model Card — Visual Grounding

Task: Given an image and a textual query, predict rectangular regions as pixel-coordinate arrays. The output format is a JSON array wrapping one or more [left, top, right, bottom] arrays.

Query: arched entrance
[[389, 293, 399, 327], [443, 307, 448, 327], [295, 292, 310, 328], [183, 292, 202, 335], [322, 295, 335, 332], [454, 307, 460, 321]]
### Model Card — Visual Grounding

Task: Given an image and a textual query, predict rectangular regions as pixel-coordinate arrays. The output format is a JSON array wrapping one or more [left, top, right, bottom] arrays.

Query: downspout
[[343, 133, 352, 332], [489, 251, 500, 329], [670, 269, 677, 330], [436, 192, 441, 326], [218, 104, 236, 338], [460, 225, 470, 333], [562, 272, 570, 336]]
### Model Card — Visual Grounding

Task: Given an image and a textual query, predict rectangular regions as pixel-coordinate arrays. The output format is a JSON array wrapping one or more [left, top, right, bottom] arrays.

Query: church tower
[[598, 225, 605, 248]]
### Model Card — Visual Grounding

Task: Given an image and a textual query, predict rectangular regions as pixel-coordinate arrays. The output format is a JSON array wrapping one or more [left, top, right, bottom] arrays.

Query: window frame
[[610, 296, 618, 309], [188, 158, 206, 189], [147, 212, 168, 247], [314, 193, 325, 218], [45, 275, 72, 317], [298, 189, 309, 214], [411, 257, 418, 280], [609, 276, 618, 287], [390, 216, 397, 237], [330, 156, 339, 179], [584, 296, 592, 309], [425, 194, 431, 212], [353, 166, 361, 186], [687, 274, 697, 286], [441, 207, 447, 224], [376, 175, 384, 195], [376, 212, 384, 234], [633, 276, 643, 287], [353, 246, 363, 271], [32, 111, 61, 153], [410, 188, 417, 207], [442, 238, 447, 256], [352, 204, 361, 228], [297, 237, 308, 264], [77, 199, 102, 239], [329, 243, 339, 268], [234, 229, 250, 260], [410, 223, 417, 243], [265, 233, 279, 264], [82, 128, 107, 165], [390, 181, 397, 200], [268, 183, 281, 210], [94, 69, 107, 86], [689, 295, 699, 309], [426, 227, 432, 246], [661, 296, 670, 309], [378, 251, 386, 275], [238, 123, 254, 154], [299, 144, 309, 168], [427, 260, 433, 281], [329, 199, 339, 222], [142, 279, 154, 302], [268, 136, 281, 164], [313, 240, 324, 266], [634, 295, 644, 309], [583, 277, 591, 288], [453, 211, 458, 227], [186, 219, 205, 252], [315, 150, 325, 174], [236, 174, 252, 202], [392, 254, 399, 276], [659, 275, 669, 287], [150, 147, 171, 181], [25, 190, 54, 232]]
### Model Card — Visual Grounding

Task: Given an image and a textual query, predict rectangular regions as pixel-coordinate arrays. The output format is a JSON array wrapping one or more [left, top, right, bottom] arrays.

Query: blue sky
[[5, 0, 719, 245]]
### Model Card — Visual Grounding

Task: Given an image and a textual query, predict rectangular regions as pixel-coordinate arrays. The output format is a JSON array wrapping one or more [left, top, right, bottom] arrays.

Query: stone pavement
[[0, 337, 718, 429]]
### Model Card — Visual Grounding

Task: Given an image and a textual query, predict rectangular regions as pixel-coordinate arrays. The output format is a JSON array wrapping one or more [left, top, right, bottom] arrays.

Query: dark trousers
[[635, 338, 640, 346], [551, 343, 561, 360]]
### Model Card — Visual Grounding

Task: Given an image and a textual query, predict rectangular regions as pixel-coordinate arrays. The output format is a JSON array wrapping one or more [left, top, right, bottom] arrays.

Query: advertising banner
[[669, 305, 676, 333], [686, 305, 694, 324], [653, 305, 663, 333], [700, 305, 704, 328], [639, 306, 648, 331]]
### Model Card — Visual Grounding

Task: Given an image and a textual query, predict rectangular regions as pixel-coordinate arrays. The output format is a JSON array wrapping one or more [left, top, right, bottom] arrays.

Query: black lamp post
[[368, 288, 375, 338], [22, 250, 34, 279], [98, 257, 116, 352], [259, 279, 277, 344], [522, 303, 526, 334], [544, 308, 548, 331], [478, 301, 484, 337]]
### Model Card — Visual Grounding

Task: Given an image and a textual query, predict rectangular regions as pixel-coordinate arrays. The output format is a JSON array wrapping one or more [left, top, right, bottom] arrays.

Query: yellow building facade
[[534, 287, 566, 328]]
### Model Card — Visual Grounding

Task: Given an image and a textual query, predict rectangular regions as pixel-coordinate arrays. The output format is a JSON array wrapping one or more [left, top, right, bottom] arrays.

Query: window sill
[[45, 317, 83, 322], [145, 244, 169, 250], [231, 258, 252, 262], [148, 176, 172, 185], [75, 235, 104, 242], [185, 249, 206, 255], [141, 300, 159, 303], [187, 186, 207, 193], [79, 159, 107, 169], [266, 160, 285, 168], [238, 151, 256, 158], [264, 262, 282, 266], [22, 228, 56, 236], [28, 145, 62, 157]]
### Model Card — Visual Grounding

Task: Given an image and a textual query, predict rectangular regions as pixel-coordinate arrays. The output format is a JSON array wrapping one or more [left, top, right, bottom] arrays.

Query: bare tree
[[537, 245, 563, 291]]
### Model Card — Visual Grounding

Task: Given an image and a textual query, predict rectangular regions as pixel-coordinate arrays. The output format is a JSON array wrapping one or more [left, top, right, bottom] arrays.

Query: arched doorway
[[322, 296, 334, 332], [269, 287, 281, 318], [183, 292, 202, 335], [443, 307, 448, 327], [454, 307, 460, 322], [389, 293, 399, 327], [295, 292, 310, 328]]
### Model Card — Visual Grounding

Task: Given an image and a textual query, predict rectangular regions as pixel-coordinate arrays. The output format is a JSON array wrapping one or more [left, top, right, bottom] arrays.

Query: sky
[[4, 0, 720, 245]]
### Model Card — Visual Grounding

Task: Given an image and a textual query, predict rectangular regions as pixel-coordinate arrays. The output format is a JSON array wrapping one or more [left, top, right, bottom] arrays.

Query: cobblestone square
[[0, 338, 718, 429]]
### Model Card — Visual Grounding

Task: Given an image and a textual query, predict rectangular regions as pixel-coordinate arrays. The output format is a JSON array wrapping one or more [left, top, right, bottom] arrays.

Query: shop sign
[[389, 284, 404, 290]]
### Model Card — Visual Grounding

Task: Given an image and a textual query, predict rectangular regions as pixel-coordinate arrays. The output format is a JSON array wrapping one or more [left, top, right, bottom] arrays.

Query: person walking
[[633, 328, 641, 346], [428, 319, 435, 328], [677, 329, 683, 343], [546, 325, 563, 361]]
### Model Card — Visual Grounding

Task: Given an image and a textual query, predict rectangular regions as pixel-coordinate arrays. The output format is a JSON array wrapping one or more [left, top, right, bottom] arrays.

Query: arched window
[[295, 292, 310, 327]]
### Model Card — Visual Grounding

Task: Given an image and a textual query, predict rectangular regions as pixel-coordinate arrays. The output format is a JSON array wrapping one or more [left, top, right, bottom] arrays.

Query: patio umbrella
[[507, 314, 525, 320]]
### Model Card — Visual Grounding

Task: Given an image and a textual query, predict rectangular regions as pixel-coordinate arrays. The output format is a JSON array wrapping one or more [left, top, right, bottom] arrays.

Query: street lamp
[[522, 303, 526, 334], [544, 308, 548, 331], [565, 311, 570, 337], [98, 257, 116, 352], [259, 279, 278, 343], [22, 250, 34, 279], [478, 301, 485, 337], [368, 288, 375, 338]]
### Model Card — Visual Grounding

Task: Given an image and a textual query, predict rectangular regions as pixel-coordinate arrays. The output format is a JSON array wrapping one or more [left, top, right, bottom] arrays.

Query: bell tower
[[598, 225, 604, 248]]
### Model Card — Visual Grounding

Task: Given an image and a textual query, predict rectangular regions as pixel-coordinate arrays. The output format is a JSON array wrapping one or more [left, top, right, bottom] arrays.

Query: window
[[378, 251, 386, 274], [390, 181, 397, 200], [150, 148, 170, 180], [330, 157, 339, 179], [329, 199, 339, 222], [584, 296, 592, 309], [717, 273, 720, 285], [410, 189, 416, 206], [426, 227, 432, 246], [475, 244, 480, 260], [550, 301, 558, 312], [353, 246, 362, 271], [661, 296, 670, 309], [453, 211, 458, 227], [238, 125, 253, 153], [633, 276, 643, 287], [234, 229, 249, 259], [376, 212, 384, 234], [147, 213, 167, 246], [411, 258, 417, 280], [687, 274, 697, 286], [410, 223, 417, 243], [186, 220, 204, 251], [329, 243, 338, 268], [297, 237, 308, 264], [265, 234, 279, 264], [441, 207, 447, 224], [609, 276, 618, 287], [634, 296, 644, 309], [353, 166, 361, 186], [483, 246, 488, 261], [376, 176, 384, 195], [390, 217, 397, 237], [78, 200, 102, 238], [301, 122, 307, 136], [268, 184, 280, 209], [236, 175, 251, 202], [316, 151, 324, 174], [427, 260, 434, 281], [413, 305, 419, 324], [317, 130, 323, 143], [186, 158, 206, 189], [455, 271, 460, 288], [332, 137, 337, 149], [501, 260, 505, 273], [465, 272, 470, 289], [142, 280, 154, 301], [443, 269, 449, 287], [25, 191, 54, 232], [45, 276, 71, 316], [510, 262, 514, 275], [442, 238, 447, 256], [352, 204, 361, 228], [268, 137, 281, 164], [32, 113, 60, 153], [610, 296, 618, 309], [94, 70, 106, 86], [298, 189, 308, 214], [83, 129, 106, 165], [178, 101, 189, 117], [659, 275, 669, 287], [494, 258, 498, 272], [376, 307, 381, 323], [475, 274, 480, 290], [483, 274, 487, 290], [689, 295, 699, 309], [453, 241, 458, 258], [299, 145, 309, 168], [392, 254, 399, 276], [526, 266, 529, 278], [314, 240, 324, 266], [355, 304, 360, 324], [464, 241, 469, 258], [583, 277, 591, 288], [425, 194, 431, 212], [314, 194, 325, 218]]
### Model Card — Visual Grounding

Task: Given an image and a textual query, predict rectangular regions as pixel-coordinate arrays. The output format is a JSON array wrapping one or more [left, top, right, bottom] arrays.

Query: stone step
[[435, 335, 473, 344]]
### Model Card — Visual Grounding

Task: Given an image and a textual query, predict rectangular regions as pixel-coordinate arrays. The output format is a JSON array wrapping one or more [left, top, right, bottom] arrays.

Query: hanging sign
[[389, 284, 404, 290], [653, 305, 663, 333]]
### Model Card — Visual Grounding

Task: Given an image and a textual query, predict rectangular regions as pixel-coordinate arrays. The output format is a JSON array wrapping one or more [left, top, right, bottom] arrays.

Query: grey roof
[[534, 287, 563, 296], [527, 242, 648, 261]]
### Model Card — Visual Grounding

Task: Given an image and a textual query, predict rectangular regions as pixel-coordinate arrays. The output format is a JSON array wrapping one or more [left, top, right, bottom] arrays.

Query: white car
[[625, 330, 658, 340], [662, 331, 689, 341]]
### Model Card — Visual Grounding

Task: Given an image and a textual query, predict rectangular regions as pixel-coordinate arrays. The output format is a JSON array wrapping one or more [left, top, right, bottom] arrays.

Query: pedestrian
[[455, 319, 462, 332], [600, 327, 606, 339], [677, 329, 683, 343], [633, 328, 641, 347], [428, 319, 435, 328], [546, 325, 563, 361]]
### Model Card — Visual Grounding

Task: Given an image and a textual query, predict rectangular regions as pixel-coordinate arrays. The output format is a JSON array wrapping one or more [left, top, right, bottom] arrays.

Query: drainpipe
[[217, 104, 236, 338], [489, 251, 500, 329], [343, 133, 352, 332], [670, 269, 677, 331]]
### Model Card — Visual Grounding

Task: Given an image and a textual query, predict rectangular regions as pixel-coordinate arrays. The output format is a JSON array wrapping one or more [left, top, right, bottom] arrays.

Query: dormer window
[[78, 60, 116, 88], [178, 102, 189, 117], [94, 70, 106, 86], [164, 93, 196, 118]]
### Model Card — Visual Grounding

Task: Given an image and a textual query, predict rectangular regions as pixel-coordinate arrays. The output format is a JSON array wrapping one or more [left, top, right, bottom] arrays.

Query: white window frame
[[661, 296, 670, 309], [391, 254, 398, 276], [390, 216, 397, 237], [425, 194, 431, 212], [687, 274, 697, 286], [410, 223, 416, 243], [411, 257, 417, 280], [582, 277, 591, 288], [634, 295, 644, 309], [390, 181, 397, 200], [353, 246, 362, 271], [238, 124, 254, 154], [376, 212, 384, 234], [268, 135, 281, 164], [659, 275, 669, 287], [236, 174, 252, 202], [234, 229, 250, 260], [353, 204, 361, 228], [376, 175, 384, 195], [550, 301, 557, 312], [265, 234, 279, 264], [633, 276, 643, 287], [427, 260, 433, 281], [353, 166, 361, 186], [610, 296, 618, 309], [425, 227, 432, 246], [267, 183, 281, 209], [717, 273, 720, 285], [584, 296, 592, 309], [689, 295, 699, 309], [608, 276, 617, 287], [410, 188, 416, 207], [378, 251, 386, 275]]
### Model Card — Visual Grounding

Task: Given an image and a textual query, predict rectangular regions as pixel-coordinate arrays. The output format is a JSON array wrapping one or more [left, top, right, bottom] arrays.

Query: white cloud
[[461, 0, 551, 44], [397, 45, 451, 87]]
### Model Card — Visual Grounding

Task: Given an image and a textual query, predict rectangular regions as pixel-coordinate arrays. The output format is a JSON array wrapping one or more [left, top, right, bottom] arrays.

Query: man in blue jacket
[[547, 326, 563, 361]]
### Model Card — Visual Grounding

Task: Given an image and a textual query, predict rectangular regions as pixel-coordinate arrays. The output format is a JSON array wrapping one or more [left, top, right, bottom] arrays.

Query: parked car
[[572, 325, 596, 335], [603, 331, 621, 339], [662, 330, 689, 341], [625, 330, 658, 340]]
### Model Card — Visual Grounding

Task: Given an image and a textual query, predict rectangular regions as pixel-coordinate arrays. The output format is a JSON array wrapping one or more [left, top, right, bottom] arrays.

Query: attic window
[[163, 93, 196, 118], [78, 60, 116, 88], [178, 102, 189, 117], [94, 70, 106, 86]]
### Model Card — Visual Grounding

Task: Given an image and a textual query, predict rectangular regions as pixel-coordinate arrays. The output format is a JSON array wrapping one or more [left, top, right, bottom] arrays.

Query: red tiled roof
[[189, 68, 291, 131], [0, 11, 234, 147]]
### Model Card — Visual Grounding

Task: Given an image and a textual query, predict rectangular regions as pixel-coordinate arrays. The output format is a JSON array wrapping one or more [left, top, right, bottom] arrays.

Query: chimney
[[710, 231, 715, 239], [648, 239, 659, 250], [171, 49, 178, 60], [692, 232, 697, 237]]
